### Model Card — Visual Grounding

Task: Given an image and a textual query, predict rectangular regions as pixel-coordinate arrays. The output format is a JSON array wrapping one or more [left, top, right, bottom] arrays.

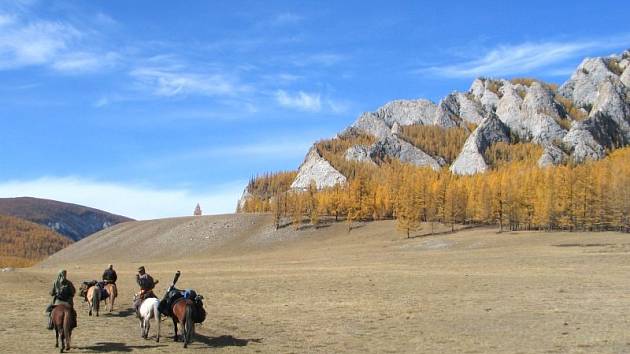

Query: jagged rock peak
[[290, 146, 347, 190], [470, 78, 501, 111], [558, 54, 625, 108], [450, 116, 510, 175]]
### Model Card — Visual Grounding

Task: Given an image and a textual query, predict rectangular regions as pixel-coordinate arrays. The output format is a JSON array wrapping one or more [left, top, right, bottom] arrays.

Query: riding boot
[[45, 304, 54, 330], [134, 299, 141, 318]]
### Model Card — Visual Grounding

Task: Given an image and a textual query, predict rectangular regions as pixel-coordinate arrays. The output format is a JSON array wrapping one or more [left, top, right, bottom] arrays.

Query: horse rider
[[46, 270, 76, 330], [102, 264, 118, 284], [134, 266, 158, 316]]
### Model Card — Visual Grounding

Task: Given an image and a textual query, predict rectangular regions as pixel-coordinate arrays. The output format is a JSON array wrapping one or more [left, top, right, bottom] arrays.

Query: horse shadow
[[109, 307, 135, 318], [192, 334, 263, 348], [77, 342, 166, 352]]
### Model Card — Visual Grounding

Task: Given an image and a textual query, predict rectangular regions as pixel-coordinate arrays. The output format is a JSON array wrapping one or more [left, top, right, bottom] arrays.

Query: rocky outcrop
[[284, 49, 630, 191], [350, 112, 392, 139], [537, 144, 566, 167], [558, 56, 619, 108], [470, 78, 501, 112], [376, 99, 438, 126], [370, 136, 444, 170], [344, 145, 373, 163], [496, 81, 567, 144], [435, 92, 485, 126], [562, 76, 630, 161], [450, 116, 510, 175], [237, 189, 253, 212], [291, 146, 347, 189]]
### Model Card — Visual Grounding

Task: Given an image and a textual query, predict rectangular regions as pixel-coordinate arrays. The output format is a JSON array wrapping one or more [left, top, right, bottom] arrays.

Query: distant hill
[[0, 197, 133, 241], [0, 214, 72, 267]]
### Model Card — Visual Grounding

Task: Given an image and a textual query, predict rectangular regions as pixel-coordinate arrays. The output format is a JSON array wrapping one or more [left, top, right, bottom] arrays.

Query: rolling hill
[[0, 214, 72, 267], [0, 197, 133, 241]]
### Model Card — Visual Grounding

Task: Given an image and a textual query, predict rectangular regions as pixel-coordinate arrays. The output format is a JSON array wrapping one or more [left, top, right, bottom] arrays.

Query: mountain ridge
[[0, 197, 133, 241], [239, 49, 630, 204]]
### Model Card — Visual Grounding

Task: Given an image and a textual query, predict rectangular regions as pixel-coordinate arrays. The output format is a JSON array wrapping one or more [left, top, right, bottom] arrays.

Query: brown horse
[[103, 283, 117, 312], [171, 299, 195, 348], [86, 285, 101, 316], [51, 304, 76, 353]]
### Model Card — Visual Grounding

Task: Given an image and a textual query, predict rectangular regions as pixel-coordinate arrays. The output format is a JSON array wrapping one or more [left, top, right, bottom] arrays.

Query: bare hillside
[[41, 213, 275, 265]]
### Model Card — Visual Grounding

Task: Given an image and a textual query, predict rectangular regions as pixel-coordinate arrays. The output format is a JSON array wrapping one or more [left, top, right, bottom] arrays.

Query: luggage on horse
[[159, 287, 206, 323], [80, 280, 109, 300]]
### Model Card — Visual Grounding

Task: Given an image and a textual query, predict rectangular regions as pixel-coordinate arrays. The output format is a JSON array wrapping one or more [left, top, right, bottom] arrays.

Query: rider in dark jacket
[[102, 264, 117, 284], [46, 270, 76, 329], [134, 266, 158, 317], [136, 266, 155, 291]]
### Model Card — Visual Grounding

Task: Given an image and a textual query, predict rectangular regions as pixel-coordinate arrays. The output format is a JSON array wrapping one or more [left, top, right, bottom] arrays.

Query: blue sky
[[0, 0, 628, 219]]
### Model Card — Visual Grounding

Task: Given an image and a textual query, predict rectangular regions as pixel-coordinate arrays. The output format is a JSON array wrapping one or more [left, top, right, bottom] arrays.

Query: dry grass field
[[2, 214, 630, 353]]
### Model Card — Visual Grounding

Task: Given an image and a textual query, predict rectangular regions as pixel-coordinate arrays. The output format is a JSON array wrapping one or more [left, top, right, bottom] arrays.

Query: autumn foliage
[[400, 125, 471, 163], [241, 146, 630, 235], [0, 215, 72, 267]]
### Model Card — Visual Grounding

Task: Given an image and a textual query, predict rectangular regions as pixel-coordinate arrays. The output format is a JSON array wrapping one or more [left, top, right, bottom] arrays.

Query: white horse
[[134, 294, 161, 342]]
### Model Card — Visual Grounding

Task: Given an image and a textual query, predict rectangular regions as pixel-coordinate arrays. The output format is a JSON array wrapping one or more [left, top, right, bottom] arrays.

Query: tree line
[[0, 214, 72, 267], [240, 146, 630, 236]]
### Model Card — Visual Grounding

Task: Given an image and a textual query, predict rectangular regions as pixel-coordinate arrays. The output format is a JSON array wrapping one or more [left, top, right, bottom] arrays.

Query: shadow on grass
[[110, 307, 135, 318], [77, 342, 166, 352], [192, 334, 263, 348], [407, 224, 483, 239]]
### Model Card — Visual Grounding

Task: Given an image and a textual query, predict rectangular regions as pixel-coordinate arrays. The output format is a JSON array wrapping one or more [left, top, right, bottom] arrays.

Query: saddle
[[158, 287, 206, 323], [79, 280, 109, 300]]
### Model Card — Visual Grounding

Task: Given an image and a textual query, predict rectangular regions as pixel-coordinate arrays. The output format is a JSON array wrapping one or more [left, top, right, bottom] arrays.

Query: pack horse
[[159, 271, 207, 348]]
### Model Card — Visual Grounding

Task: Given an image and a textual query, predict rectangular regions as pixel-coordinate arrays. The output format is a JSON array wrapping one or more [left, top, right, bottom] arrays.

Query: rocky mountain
[[239, 49, 630, 201], [0, 197, 133, 241]]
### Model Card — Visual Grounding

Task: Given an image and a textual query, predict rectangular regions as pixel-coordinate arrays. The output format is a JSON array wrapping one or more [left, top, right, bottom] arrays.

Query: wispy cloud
[[420, 37, 630, 78], [52, 51, 120, 73], [0, 177, 245, 219], [130, 65, 249, 98], [0, 5, 119, 73], [0, 20, 81, 69], [275, 89, 321, 111]]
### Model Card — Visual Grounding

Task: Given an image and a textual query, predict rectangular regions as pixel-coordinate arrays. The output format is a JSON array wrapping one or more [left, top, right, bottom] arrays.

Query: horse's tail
[[91, 286, 100, 316], [62, 307, 73, 349], [152, 300, 161, 342], [184, 302, 194, 347]]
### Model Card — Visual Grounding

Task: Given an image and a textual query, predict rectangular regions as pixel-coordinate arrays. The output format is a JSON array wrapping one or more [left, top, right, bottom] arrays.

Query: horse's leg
[[55, 326, 59, 348], [172, 317, 178, 341], [109, 290, 115, 312], [153, 302, 161, 343], [59, 324, 65, 353], [145, 314, 151, 339]]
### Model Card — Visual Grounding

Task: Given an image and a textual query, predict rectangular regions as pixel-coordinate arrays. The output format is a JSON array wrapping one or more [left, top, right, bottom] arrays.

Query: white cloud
[[52, 51, 120, 73], [421, 37, 630, 78], [130, 66, 248, 97], [0, 5, 119, 74], [275, 89, 321, 111], [0, 20, 81, 69], [0, 177, 245, 220]]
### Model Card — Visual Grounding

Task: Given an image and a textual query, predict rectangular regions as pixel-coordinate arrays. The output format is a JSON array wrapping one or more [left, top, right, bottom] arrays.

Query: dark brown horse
[[51, 304, 76, 353], [171, 299, 195, 348]]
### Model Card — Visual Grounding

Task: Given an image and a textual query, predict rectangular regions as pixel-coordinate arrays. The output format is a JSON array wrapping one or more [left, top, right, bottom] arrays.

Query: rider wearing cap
[[134, 266, 158, 317]]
